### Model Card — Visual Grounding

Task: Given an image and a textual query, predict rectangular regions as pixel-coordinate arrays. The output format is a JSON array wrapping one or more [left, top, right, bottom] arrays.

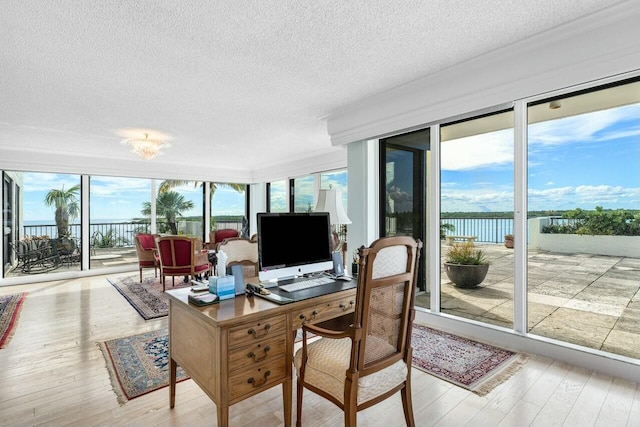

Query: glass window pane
[[269, 180, 287, 212], [157, 180, 204, 239], [527, 80, 640, 359], [89, 176, 151, 270], [4, 171, 82, 277], [210, 182, 246, 234], [321, 169, 348, 211], [440, 110, 515, 328], [293, 175, 314, 212]]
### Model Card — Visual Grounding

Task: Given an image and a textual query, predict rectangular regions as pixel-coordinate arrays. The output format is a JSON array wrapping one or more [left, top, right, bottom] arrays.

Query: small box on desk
[[208, 276, 235, 300]]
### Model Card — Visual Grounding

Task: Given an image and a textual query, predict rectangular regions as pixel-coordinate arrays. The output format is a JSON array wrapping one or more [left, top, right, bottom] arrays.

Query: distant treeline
[[441, 209, 638, 219]]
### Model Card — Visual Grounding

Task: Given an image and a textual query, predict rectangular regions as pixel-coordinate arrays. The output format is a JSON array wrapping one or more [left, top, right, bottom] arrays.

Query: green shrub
[[542, 207, 640, 236], [445, 242, 489, 265]]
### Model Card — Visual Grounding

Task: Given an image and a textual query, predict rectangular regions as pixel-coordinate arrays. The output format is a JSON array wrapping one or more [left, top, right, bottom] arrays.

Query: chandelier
[[122, 133, 170, 160]]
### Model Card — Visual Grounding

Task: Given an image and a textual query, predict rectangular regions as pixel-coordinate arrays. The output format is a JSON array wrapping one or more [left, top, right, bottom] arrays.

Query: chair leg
[[296, 380, 304, 427], [401, 382, 415, 427], [139, 268, 143, 283]]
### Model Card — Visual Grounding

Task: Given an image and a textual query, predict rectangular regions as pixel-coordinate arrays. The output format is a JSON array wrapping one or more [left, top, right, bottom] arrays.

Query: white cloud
[[441, 129, 513, 171], [528, 104, 639, 147]]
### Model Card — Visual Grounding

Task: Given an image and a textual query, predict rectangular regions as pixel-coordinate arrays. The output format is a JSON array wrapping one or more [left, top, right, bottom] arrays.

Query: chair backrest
[[216, 237, 259, 276], [210, 228, 240, 246], [135, 233, 157, 251], [155, 236, 196, 268], [351, 235, 422, 377]]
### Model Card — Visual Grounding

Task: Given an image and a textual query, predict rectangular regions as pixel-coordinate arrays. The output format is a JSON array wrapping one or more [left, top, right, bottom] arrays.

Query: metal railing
[[440, 217, 513, 244]]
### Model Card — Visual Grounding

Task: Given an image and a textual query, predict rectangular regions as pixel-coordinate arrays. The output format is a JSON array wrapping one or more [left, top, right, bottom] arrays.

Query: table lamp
[[315, 187, 351, 267]]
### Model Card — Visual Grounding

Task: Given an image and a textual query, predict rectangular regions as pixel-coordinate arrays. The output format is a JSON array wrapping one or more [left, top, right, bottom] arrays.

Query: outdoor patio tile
[[535, 306, 618, 330], [532, 280, 590, 299], [612, 307, 640, 334], [527, 292, 569, 308], [573, 285, 634, 307], [603, 268, 640, 281], [601, 329, 640, 359], [530, 308, 614, 350], [563, 299, 625, 317], [441, 293, 508, 316]]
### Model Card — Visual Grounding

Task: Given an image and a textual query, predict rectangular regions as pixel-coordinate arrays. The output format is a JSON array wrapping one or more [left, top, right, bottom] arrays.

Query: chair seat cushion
[[294, 336, 407, 405], [138, 260, 156, 267]]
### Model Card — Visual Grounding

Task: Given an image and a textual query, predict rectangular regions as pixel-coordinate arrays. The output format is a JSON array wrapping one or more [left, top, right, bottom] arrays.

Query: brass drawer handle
[[339, 300, 355, 311], [299, 310, 319, 323], [247, 370, 271, 388], [247, 323, 271, 339], [247, 345, 271, 362]]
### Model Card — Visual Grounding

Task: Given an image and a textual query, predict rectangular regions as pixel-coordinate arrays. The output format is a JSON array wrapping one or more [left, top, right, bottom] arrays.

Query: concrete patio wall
[[528, 217, 640, 257]]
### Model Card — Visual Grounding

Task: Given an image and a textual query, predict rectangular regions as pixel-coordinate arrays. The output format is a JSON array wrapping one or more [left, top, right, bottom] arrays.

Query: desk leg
[[283, 377, 292, 427], [217, 406, 229, 427], [170, 358, 177, 408]]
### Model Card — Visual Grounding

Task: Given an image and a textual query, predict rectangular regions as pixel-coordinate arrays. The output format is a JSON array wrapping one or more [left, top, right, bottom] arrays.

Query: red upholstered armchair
[[134, 233, 159, 283], [155, 236, 210, 292], [206, 228, 240, 249]]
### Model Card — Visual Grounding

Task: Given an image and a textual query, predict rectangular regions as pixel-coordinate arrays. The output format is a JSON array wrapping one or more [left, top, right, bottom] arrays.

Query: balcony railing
[[441, 217, 513, 243]]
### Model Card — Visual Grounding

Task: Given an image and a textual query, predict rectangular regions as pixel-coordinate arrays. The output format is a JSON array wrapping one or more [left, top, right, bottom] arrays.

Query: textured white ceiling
[[0, 0, 623, 179]]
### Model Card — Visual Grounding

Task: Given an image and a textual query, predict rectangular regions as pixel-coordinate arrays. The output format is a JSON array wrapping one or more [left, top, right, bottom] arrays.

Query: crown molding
[[326, 0, 640, 145]]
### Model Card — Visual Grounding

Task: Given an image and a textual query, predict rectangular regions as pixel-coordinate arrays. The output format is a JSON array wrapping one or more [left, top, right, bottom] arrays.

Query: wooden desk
[[166, 285, 357, 427]]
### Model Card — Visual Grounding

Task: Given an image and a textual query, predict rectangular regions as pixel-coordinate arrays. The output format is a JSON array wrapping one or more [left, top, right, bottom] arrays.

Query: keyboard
[[279, 276, 334, 292]]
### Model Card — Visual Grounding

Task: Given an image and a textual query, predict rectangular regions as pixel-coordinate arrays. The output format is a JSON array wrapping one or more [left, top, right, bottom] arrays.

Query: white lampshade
[[315, 189, 351, 225]]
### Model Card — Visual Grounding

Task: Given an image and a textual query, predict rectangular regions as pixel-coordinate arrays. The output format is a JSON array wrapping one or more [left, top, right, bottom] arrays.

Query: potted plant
[[504, 234, 514, 248], [444, 241, 490, 288]]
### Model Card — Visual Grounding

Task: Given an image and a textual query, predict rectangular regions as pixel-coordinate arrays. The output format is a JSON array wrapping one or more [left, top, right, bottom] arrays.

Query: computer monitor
[[257, 212, 333, 283]]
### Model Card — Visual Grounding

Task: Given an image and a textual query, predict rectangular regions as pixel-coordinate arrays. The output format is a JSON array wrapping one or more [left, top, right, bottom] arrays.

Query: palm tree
[[141, 191, 194, 235], [43, 184, 80, 238], [158, 180, 245, 201], [158, 180, 246, 230]]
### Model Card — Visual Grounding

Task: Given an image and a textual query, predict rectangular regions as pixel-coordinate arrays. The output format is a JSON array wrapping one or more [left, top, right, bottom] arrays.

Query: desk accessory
[[188, 292, 219, 306], [208, 276, 235, 300]]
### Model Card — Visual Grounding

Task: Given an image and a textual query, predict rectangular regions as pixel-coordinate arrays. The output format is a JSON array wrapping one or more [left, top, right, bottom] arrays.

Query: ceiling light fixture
[[122, 133, 170, 160]]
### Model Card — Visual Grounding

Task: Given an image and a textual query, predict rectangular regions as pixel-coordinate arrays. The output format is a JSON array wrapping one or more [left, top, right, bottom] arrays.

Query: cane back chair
[[294, 235, 422, 427]]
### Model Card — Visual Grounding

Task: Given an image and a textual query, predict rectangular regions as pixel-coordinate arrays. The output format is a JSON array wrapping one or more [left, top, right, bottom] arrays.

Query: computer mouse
[[336, 275, 352, 281]]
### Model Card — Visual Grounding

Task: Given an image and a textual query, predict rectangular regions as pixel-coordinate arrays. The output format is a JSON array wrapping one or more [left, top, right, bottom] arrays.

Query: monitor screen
[[257, 212, 333, 282]]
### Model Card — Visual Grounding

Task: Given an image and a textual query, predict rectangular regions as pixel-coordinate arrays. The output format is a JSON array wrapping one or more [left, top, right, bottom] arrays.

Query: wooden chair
[[155, 236, 210, 291], [215, 237, 259, 277], [294, 236, 422, 427], [206, 228, 240, 249], [134, 233, 159, 282]]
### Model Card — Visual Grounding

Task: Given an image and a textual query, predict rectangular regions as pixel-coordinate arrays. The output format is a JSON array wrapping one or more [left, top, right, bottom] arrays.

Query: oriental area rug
[[107, 275, 190, 320], [0, 292, 27, 349], [98, 328, 190, 404], [101, 324, 526, 404], [411, 324, 527, 396]]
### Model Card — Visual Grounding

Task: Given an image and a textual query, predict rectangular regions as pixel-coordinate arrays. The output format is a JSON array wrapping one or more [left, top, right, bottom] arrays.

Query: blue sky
[[22, 171, 348, 223], [22, 176, 246, 222], [440, 103, 639, 212]]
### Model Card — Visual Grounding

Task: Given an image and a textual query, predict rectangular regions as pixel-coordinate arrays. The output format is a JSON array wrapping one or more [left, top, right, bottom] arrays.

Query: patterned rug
[[0, 293, 27, 349], [411, 324, 527, 396], [101, 323, 525, 404], [107, 275, 190, 320], [98, 328, 190, 404]]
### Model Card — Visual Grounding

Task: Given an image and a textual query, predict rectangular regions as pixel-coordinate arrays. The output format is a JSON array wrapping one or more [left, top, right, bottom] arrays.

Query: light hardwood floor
[[1, 274, 639, 426]]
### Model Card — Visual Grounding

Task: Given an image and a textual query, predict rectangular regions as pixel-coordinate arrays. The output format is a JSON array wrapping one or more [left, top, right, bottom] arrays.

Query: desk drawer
[[228, 334, 286, 372], [229, 360, 287, 401], [292, 295, 356, 330], [228, 314, 287, 349]]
